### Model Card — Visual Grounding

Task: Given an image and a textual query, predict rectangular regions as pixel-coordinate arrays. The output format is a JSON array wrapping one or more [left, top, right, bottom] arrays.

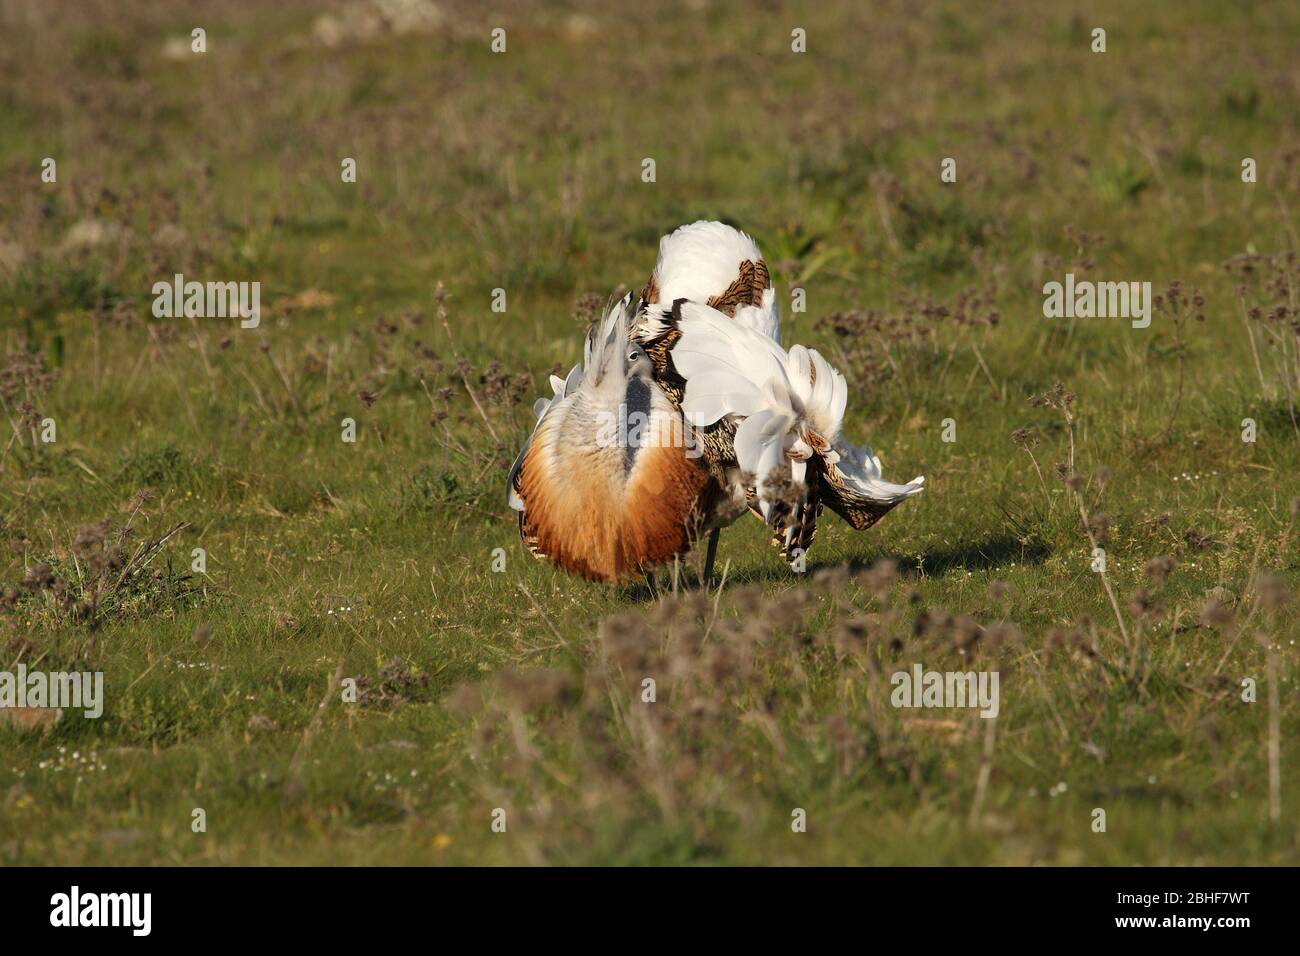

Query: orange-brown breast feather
[[517, 416, 711, 582], [620, 426, 712, 570], [518, 434, 618, 581]]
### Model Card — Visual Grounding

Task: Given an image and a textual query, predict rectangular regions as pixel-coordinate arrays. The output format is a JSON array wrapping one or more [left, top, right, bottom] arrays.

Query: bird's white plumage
[[670, 300, 851, 516], [671, 303, 789, 415], [652, 221, 762, 305], [673, 303, 843, 433], [508, 293, 637, 511], [637, 221, 781, 342], [829, 440, 926, 503], [731, 286, 780, 342]]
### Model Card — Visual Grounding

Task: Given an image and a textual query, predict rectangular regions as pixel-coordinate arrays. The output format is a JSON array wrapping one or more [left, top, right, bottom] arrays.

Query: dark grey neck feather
[[623, 377, 651, 473]]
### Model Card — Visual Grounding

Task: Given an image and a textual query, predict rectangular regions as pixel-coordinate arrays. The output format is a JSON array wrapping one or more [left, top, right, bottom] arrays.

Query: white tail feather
[[831, 440, 926, 504], [652, 221, 763, 304]]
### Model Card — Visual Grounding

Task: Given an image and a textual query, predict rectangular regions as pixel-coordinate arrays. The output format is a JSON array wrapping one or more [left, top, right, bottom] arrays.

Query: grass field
[[1, 0, 1298, 865]]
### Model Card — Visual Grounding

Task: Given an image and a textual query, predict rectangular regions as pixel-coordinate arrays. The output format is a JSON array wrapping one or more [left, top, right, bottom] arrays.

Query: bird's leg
[[644, 571, 659, 599], [702, 528, 721, 586]]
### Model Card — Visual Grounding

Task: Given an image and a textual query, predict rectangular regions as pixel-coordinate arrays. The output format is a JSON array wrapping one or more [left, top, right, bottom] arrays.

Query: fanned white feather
[[653, 222, 762, 300], [671, 301, 851, 517], [831, 440, 926, 504], [730, 287, 780, 341]]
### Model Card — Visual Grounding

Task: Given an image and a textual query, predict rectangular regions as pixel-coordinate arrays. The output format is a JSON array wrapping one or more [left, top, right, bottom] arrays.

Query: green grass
[[0, 0, 1297, 865]]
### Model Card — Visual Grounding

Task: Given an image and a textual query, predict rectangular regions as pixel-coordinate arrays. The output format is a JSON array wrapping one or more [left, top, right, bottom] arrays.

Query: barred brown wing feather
[[705, 258, 771, 317]]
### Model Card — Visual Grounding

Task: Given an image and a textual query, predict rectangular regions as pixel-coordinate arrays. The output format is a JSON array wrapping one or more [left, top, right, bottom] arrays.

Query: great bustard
[[508, 221, 924, 584]]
